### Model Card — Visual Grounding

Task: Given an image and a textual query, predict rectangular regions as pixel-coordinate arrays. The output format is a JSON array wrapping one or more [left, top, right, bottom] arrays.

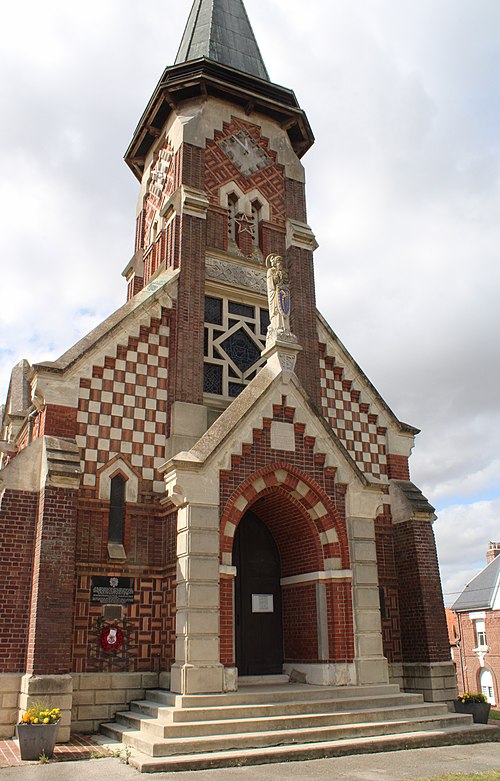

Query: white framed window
[[480, 669, 496, 705], [474, 618, 487, 648]]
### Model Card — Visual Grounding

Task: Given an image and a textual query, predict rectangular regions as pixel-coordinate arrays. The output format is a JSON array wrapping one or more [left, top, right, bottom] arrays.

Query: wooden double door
[[233, 511, 283, 675]]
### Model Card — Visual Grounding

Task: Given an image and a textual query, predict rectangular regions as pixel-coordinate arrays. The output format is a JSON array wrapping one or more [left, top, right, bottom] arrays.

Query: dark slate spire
[[175, 0, 269, 81]]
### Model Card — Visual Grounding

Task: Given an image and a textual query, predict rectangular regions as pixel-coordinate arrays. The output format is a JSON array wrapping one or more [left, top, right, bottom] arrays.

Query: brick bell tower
[[122, 0, 321, 445]]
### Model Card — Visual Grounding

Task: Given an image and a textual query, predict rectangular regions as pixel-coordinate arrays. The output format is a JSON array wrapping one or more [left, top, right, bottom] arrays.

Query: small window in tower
[[227, 193, 239, 242], [251, 200, 262, 248], [379, 586, 387, 620], [151, 221, 158, 244], [109, 474, 126, 544]]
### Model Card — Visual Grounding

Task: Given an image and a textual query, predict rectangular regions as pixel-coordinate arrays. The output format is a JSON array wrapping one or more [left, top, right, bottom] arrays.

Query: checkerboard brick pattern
[[76, 310, 170, 495], [319, 344, 388, 479]]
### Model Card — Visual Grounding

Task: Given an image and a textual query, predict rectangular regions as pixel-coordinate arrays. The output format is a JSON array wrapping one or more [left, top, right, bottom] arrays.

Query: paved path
[[0, 743, 498, 781]]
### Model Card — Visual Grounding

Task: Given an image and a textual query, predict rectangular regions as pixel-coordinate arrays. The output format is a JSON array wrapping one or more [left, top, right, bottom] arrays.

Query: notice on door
[[252, 594, 274, 613]]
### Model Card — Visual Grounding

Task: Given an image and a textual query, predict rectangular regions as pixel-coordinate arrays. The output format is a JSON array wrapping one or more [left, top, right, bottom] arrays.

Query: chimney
[[486, 541, 500, 565]]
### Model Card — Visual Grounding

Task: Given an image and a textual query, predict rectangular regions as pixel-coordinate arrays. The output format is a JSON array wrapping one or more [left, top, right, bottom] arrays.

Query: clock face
[[219, 130, 271, 177]]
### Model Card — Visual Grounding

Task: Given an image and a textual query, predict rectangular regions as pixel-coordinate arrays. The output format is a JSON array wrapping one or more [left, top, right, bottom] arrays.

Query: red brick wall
[[42, 405, 78, 439], [73, 505, 177, 672], [73, 571, 176, 673], [251, 491, 323, 577], [454, 611, 500, 705], [285, 178, 307, 222], [261, 224, 286, 258], [127, 275, 144, 300], [375, 506, 402, 663], [394, 519, 450, 663], [26, 485, 78, 675], [220, 576, 234, 666], [0, 489, 38, 672], [206, 206, 227, 252], [327, 580, 355, 662], [283, 583, 318, 662], [387, 454, 410, 480], [288, 246, 321, 407], [170, 213, 206, 405]]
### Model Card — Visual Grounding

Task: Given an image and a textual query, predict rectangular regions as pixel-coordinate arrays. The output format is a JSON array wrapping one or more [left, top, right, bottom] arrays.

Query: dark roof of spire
[[175, 0, 269, 81]]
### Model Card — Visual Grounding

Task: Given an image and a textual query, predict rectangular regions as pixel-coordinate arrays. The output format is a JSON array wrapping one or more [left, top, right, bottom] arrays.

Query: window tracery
[[204, 295, 268, 398]]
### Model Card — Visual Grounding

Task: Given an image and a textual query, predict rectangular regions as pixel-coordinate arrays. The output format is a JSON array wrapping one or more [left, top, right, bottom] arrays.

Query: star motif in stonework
[[235, 214, 254, 235], [109, 577, 119, 588]]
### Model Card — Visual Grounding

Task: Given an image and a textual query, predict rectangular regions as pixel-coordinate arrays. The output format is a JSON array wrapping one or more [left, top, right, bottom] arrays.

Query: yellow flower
[[33, 718, 39, 724], [43, 718, 49, 724]]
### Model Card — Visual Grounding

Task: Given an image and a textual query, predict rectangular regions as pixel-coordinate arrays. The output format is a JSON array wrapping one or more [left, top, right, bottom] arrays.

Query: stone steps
[[116, 701, 451, 739], [133, 691, 425, 724], [145, 682, 401, 708], [99, 683, 500, 773], [121, 724, 500, 773], [101, 712, 473, 756]]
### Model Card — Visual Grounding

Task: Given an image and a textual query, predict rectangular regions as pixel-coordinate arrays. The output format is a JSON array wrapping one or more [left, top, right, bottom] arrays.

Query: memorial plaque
[[91, 576, 134, 605], [251, 594, 274, 613]]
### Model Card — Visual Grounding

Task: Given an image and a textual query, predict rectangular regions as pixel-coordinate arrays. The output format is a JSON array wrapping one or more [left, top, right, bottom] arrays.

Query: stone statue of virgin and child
[[265, 254, 296, 345]]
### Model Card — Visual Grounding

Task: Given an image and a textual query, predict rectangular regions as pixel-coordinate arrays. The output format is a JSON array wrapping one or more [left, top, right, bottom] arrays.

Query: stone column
[[170, 502, 224, 694], [349, 516, 389, 685]]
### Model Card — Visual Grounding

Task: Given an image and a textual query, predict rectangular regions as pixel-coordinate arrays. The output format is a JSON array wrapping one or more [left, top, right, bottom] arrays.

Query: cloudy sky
[[1, 0, 499, 603]]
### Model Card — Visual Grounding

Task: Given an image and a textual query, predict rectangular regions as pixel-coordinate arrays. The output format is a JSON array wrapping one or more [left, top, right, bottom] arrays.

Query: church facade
[[0, 0, 455, 739]]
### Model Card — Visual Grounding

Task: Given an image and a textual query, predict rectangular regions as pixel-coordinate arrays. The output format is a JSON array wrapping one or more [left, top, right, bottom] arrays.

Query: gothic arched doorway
[[234, 511, 283, 675]]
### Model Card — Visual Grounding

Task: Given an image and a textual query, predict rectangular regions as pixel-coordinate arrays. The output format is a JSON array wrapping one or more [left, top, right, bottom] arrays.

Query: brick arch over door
[[219, 464, 354, 668], [220, 463, 349, 570]]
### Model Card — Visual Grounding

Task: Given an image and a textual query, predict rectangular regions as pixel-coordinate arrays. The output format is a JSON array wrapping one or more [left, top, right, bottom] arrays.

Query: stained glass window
[[205, 296, 223, 325], [203, 363, 223, 395], [204, 295, 269, 398], [228, 301, 255, 318], [260, 309, 270, 335], [221, 329, 261, 373], [228, 383, 245, 398]]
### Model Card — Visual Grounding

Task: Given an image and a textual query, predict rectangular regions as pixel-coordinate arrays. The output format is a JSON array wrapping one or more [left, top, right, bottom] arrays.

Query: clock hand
[[233, 135, 249, 154]]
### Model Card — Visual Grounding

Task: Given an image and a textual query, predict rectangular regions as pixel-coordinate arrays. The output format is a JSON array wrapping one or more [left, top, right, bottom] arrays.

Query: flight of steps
[[100, 679, 499, 773]]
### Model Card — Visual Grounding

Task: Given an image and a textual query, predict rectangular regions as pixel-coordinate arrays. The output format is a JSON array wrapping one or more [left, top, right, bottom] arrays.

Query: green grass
[[411, 773, 500, 781], [489, 709, 500, 720]]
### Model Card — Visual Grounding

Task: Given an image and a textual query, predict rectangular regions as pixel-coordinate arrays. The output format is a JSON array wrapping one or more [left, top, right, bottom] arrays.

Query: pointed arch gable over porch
[[162, 360, 388, 694]]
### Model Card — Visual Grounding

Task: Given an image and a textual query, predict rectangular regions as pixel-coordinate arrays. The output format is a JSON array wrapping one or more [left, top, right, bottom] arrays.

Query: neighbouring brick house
[[0, 0, 455, 739], [450, 542, 500, 706]]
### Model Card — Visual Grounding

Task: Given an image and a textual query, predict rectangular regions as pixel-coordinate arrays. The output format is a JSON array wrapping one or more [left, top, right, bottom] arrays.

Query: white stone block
[[352, 540, 378, 563]]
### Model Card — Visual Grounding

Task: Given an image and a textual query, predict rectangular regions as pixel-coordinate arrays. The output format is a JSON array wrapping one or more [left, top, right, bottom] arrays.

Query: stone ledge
[[70, 672, 159, 734]]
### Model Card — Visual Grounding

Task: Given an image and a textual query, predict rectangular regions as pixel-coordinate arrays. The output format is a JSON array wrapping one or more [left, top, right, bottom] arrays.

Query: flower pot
[[17, 722, 59, 761], [453, 699, 491, 724]]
